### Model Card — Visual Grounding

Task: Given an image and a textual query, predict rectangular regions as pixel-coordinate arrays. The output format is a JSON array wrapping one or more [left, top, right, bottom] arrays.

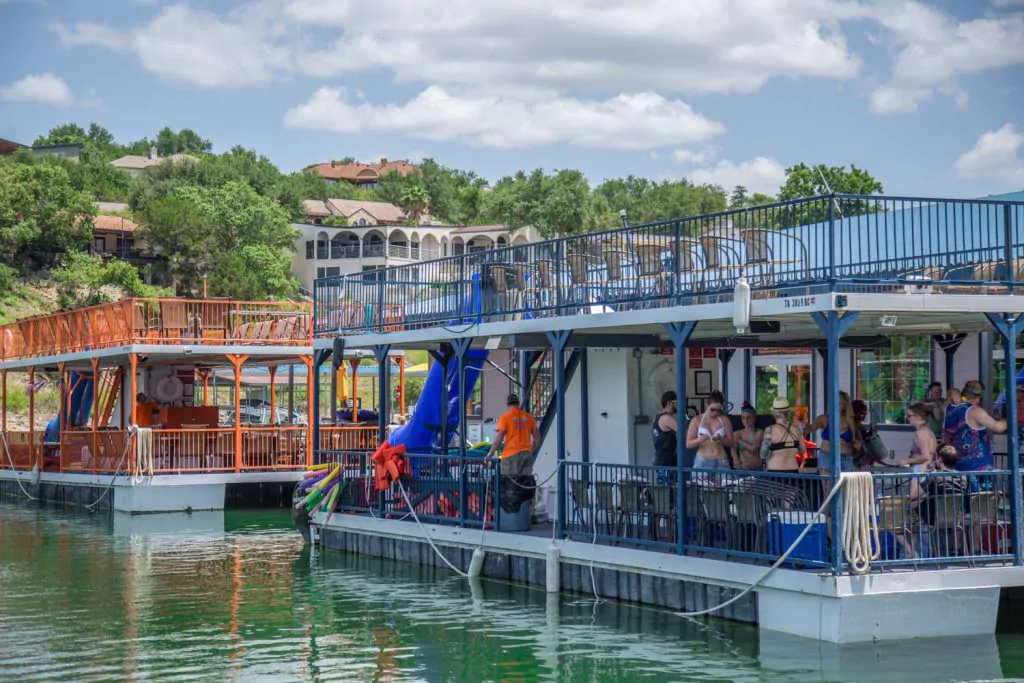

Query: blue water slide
[[387, 350, 488, 455], [50, 371, 95, 435]]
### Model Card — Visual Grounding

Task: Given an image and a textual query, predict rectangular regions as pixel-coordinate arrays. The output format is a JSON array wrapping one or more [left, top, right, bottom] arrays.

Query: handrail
[[0, 298, 313, 362], [313, 193, 1024, 336]]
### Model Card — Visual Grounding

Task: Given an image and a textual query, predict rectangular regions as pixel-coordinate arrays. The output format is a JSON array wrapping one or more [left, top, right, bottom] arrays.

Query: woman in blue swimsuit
[[806, 390, 860, 474]]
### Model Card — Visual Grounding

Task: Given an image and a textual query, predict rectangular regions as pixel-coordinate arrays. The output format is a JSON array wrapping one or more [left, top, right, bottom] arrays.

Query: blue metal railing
[[316, 454, 1019, 574], [313, 194, 1024, 336], [317, 449, 498, 528]]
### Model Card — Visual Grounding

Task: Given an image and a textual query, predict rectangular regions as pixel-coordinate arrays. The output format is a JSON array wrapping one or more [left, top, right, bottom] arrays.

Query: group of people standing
[[652, 390, 808, 474], [651, 378, 1011, 477]]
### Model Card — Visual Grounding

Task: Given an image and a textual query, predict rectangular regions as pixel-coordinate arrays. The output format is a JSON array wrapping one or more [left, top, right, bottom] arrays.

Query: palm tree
[[399, 186, 430, 224]]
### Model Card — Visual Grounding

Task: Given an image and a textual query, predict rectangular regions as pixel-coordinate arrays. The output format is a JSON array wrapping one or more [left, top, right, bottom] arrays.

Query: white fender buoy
[[31, 463, 40, 486], [733, 276, 751, 333], [546, 542, 561, 593], [468, 547, 486, 579]]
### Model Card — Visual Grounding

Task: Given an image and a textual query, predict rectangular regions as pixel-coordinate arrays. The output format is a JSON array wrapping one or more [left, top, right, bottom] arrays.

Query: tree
[[778, 163, 883, 200], [137, 195, 217, 294], [591, 176, 727, 227], [155, 127, 212, 156], [33, 123, 87, 147], [729, 186, 749, 208], [399, 185, 430, 224], [138, 181, 299, 299], [0, 158, 95, 270], [51, 251, 168, 308], [322, 215, 348, 227], [778, 163, 884, 222]]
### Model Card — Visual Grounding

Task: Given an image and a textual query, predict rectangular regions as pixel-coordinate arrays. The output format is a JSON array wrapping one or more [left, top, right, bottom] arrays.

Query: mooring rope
[[675, 471, 878, 618]]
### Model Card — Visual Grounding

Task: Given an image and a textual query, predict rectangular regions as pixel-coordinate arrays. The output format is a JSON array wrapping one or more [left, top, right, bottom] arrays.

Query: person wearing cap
[[486, 393, 540, 475], [652, 390, 680, 477], [732, 402, 764, 470], [760, 396, 806, 473], [685, 390, 733, 470], [944, 380, 1007, 471]]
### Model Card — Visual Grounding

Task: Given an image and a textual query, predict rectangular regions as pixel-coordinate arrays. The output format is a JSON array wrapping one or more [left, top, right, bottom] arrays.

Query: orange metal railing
[[4, 431, 42, 471], [319, 425, 380, 452], [59, 429, 132, 473], [0, 298, 313, 361], [151, 428, 237, 473]]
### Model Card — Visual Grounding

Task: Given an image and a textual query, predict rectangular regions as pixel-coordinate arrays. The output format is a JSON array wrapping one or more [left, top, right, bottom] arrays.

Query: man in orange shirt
[[135, 393, 159, 427], [486, 393, 540, 475]]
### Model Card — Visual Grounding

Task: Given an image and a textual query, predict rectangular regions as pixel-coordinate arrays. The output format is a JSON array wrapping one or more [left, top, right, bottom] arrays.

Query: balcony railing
[[313, 194, 1024, 336], [329, 244, 361, 259], [0, 298, 313, 361]]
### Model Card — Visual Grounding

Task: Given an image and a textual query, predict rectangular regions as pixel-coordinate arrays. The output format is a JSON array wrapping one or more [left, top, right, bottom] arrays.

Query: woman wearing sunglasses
[[686, 390, 734, 471]]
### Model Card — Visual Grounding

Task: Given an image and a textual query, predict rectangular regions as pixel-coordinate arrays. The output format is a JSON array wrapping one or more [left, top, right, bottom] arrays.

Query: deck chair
[[566, 253, 596, 309], [529, 260, 557, 312], [616, 481, 648, 543], [930, 494, 968, 559], [601, 248, 641, 304], [646, 484, 676, 543], [657, 238, 704, 301], [569, 478, 593, 530], [877, 495, 917, 560], [594, 481, 620, 539], [742, 228, 811, 297], [160, 301, 189, 340]]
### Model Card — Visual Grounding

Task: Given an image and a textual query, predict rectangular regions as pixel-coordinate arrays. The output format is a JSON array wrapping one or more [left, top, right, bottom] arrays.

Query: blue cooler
[[767, 511, 827, 563]]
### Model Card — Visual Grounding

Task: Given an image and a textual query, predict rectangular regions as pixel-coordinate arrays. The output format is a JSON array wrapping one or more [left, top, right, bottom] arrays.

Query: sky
[[0, 0, 1022, 199]]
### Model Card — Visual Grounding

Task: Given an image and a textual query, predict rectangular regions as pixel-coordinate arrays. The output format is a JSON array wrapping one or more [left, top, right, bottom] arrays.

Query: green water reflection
[[0, 502, 1022, 682]]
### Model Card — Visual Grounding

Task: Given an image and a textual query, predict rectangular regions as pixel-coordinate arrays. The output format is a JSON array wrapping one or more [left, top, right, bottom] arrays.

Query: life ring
[[1, 329, 12, 358], [646, 358, 676, 409], [155, 375, 184, 403]]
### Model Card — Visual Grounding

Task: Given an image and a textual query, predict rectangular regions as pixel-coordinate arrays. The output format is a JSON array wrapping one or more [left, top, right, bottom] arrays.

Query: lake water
[[2, 501, 1024, 682]]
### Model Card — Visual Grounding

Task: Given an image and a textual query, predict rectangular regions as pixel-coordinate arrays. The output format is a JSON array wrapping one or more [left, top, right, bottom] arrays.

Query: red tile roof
[[311, 158, 418, 182], [94, 215, 139, 233]]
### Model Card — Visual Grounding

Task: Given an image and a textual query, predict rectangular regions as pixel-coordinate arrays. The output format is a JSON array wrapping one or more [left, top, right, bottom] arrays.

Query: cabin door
[[751, 353, 812, 427]]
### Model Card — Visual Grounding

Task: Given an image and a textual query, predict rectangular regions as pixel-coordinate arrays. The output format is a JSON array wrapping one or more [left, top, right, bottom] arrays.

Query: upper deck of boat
[[0, 298, 312, 369], [311, 193, 1024, 350]]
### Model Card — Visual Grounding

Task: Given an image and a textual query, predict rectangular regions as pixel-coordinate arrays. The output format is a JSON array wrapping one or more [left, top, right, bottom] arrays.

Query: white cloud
[[50, 3, 295, 88], [53, 0, 866, 93], [688, 157, 786, 195], [954, 123, 1024, 185], [0, 73, 74, 107], [51, 21, 130, 50], [870, 2, 1024, 114], [284, 86, 725, 150], [671, 148, 717, 165]]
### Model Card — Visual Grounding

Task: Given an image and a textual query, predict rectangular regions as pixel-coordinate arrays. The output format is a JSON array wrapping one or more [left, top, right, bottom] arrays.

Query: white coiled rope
[[841, 471, 880, 574], [133, 427, 153, 483]]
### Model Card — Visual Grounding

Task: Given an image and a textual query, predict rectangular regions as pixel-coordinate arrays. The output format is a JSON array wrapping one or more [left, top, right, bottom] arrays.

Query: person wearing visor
[[944, 380, 1007, 472], [686, 390, 733, 470]]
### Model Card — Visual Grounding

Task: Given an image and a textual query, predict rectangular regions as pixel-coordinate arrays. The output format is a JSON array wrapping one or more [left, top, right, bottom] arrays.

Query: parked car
[[220, 406, 307, 425]]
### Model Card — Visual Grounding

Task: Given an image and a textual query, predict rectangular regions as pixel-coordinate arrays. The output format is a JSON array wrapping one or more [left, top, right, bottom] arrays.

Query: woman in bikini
[[732, 401, 764, 471], [806, 390, 861, 475], [686, 390, 733, 471], [760, 397, 806, 473]]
